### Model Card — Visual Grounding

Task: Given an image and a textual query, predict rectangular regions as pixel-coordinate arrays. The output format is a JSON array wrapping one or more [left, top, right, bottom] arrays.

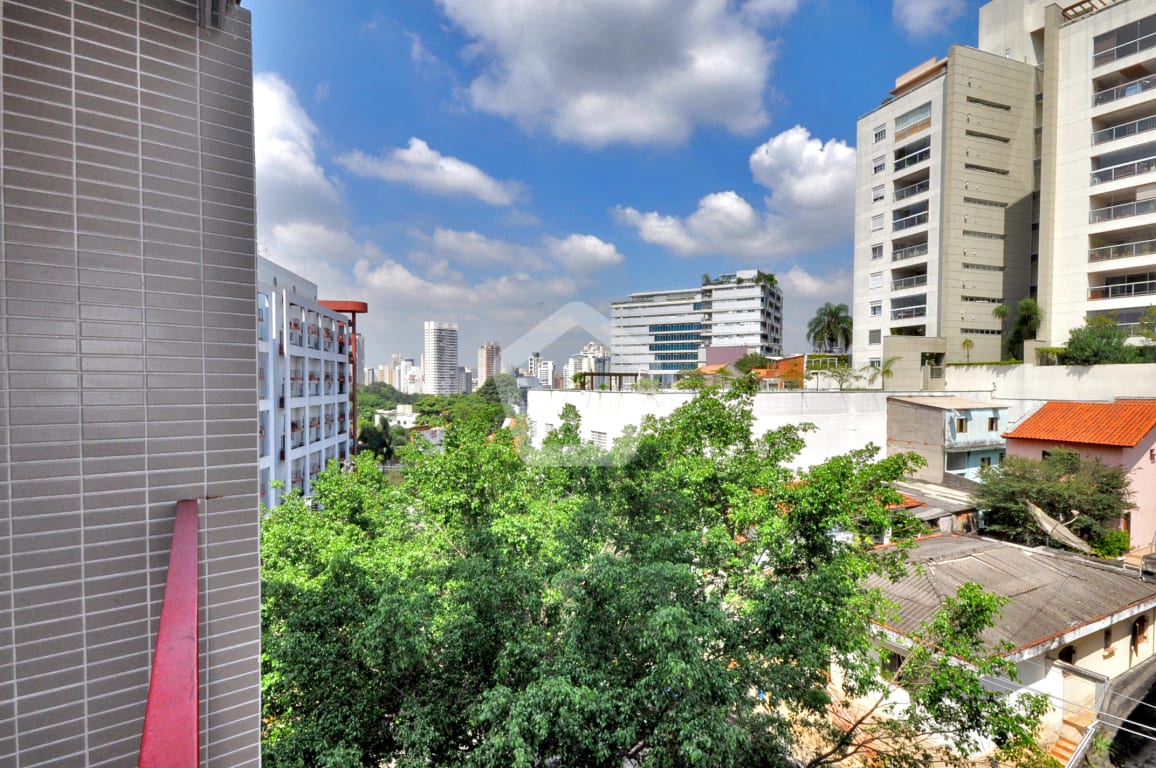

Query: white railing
[[894, 147, 930, 170], [891, 274, 928, 291], [1094, 73, 1156, 106], [1092, 114, 1156, 145], [1090, 155, 1156, 184], [1090, 197, 1156, 223], [1088, 278, 1156, 299], [891, 305, 927, 320], [892, 242, 929, 262], [893, 211, 929, 231], [1089, 237, 1156, 262]]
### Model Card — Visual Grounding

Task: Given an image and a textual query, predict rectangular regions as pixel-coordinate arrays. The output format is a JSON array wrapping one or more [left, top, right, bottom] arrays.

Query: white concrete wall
[[945, 362, 1156, 403], [529, 389, 992, 471]]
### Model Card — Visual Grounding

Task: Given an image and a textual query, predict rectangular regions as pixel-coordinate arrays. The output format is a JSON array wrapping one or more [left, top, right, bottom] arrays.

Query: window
[[869, 271, 883, 289], [987, 416, 999, 431], [956, 417, 968, 433], [871, 244, 883, 260], [894, 102, 932, 139], [868, 330, 881, 344], [872, 185, 885, 202], [869, 301, 882, 317], [869, 358, 881, 368], [966, 95, 1011, 111], [870, 214, 884, 231], [980, 456, 992, 468], [872, 156, 885, 174], [873, 124, 886, 143], [882, 650, 904, 680]]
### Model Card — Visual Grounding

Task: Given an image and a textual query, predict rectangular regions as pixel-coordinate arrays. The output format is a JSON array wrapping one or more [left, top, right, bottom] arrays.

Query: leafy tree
[[633, 377, 662, 392], [1139, 305, 1156, 342], [1063, 314, 1138, 365], [807, 302, 853, 353], [358, 421, 407, 461], [1005, 298, 1041, 360], [976, 448, 1134, 554], [734, 352, 772, 374], [820, 364, 862, 391], [674, 368, 709, 390], [475, 376, 501, 403], [263, 389, 1047, 768]]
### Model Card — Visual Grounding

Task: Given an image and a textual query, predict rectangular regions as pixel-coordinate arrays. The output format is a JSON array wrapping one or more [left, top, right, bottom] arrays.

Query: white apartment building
[[424, 320, 460, 395], [258, 258, 360, 508], [564, 342, 611, 389], [611, 270, 784, 384], [853, 0, 1156, 377]]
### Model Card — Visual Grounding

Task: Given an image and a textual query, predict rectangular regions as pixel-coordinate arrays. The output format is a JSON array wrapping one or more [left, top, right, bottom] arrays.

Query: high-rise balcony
[[894, 179, 930, 201], [891, 305, 927, 320], [1091, 155, 1156, 185], [893, 211, 929, 231], [1089, 236, 1156, 262], [1093, 114, 1156, 145], [894, 147, 930, 171], [1094, 73, 1156, 107], [891, 274, 928, 291], [1088, 278, 1156, 300], [1090, 197, 1156, 223], [1094, 29, 1156, 68], [892, 242, 929, 262]]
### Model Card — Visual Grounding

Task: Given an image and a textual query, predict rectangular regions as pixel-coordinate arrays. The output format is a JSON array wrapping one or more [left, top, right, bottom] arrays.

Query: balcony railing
[[894, 180, 930, 201], [1094, 30, 1156, 68], [1091, 155, 1156, 185], [891, 305, 927, 320], [894, 147, 931, 171], [891, 274, 928, 291], [1089, 237, 1156, 262], [1094, 73, 1156, 107], [1090, 197, 1156, 223], [1092, 114, 1156, 145], [1088, 278, 1156, 300], [893, 211, 929, 231], [894, 117, 932, 142], [892, 242, 929, 262]]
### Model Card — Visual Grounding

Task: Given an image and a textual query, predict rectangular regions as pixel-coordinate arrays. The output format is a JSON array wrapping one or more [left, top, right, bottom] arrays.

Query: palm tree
[[806, 302, 853, 353], [863, 356, 900, 387], [961, 337, 974, 363]]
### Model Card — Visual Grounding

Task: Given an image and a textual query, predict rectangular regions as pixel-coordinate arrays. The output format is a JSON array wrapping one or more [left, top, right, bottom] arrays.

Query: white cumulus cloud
[[893, 0, 966, 36], [616, 126, 855, 259], [253, 72, 342, 246], [435, 0, 792, 147], [337, 138, 521, 206], [545, 234, 624, 271]]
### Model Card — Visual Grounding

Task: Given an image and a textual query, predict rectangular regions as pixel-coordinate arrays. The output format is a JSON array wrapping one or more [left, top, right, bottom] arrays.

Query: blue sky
[[248, 0, 983, 369]]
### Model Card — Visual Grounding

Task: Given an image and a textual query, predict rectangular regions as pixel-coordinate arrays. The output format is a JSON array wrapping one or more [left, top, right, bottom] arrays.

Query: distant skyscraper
[[564, 342, 611, 388], [424, 321, 461, 394], [477, 341, 503, 387]]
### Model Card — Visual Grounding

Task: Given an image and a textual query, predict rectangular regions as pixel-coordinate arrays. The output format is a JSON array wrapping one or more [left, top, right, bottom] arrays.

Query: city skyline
[[246, 0, 986, 364]]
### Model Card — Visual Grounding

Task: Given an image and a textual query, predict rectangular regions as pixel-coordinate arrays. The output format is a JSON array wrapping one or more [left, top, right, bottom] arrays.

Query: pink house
[[1003, 400, 1156, 551]]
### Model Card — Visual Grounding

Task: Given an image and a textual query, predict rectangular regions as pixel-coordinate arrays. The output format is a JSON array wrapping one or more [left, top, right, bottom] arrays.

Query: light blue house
[[887, 396, 1008, 483]]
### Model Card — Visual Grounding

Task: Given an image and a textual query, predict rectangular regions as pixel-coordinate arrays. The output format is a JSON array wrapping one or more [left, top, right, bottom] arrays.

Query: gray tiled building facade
[[1, 1, 260, 766]]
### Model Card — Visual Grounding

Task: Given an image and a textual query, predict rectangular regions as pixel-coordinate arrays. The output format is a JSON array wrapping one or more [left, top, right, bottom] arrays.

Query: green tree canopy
[[1063, 314, 1140, 365], [976, 448, 1134, 555], [263, 389, 1047, 768], [806, 302, 853, 353], [1005, 298, 1041, 360], [734, 352, 772, 374]]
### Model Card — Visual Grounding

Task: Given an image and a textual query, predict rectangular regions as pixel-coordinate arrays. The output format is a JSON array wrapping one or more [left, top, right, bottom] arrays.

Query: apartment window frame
[[868, 330, 882, 345], [956, 417, 968, 433], [870, 214, 884, 232], [872, 155, 886, 174], [872, 184, 885, 203], [869, 271, 883, 289], [871, 243, 883, 260], [869, 301, 882, 317], [873, 125, 887, 143]]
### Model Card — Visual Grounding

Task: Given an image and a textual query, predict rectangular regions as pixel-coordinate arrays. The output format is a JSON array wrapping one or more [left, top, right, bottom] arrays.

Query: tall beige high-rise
[[0, 1, 260, 765], [853, 0, 1156, 384]]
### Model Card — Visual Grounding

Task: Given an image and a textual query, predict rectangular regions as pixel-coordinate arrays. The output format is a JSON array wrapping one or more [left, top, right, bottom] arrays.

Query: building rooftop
[[889, 396, 1005, 411], [868, 534, 1156, 656], [1004, 399, 1156, 448]]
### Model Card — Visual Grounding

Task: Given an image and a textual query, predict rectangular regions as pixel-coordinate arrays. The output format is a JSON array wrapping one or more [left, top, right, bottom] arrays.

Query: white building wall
[[258, 257, 354, 508]]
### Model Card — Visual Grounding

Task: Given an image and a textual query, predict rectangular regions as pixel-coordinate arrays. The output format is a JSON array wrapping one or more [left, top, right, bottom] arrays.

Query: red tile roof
[[1004, 399, 1156, 448]]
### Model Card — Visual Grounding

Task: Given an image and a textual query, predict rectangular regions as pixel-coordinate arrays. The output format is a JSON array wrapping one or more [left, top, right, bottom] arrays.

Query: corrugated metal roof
[[1003, 399, 1156, 448], [889, 396, 1006, 411], [867, 535, 1156, 655]]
